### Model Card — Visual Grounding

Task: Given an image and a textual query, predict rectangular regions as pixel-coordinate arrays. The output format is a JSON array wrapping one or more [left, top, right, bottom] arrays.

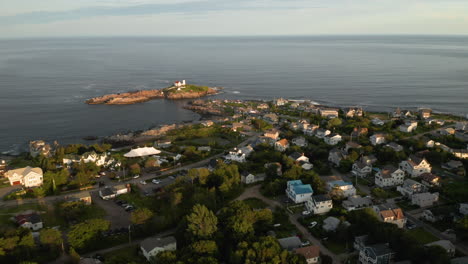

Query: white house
[[173, 80, 186, 88], [264, 129, 280, 141], [352, 160, 372, 178], [397, 179, 426, 197], [399, 121, 418, 133], [375, 166, 405, 188], [15, 213, 43, 231], [113, 184, 131, 196], [411, 192, 439, 207], [371, 118, 385, 126], [326, 180, 356, 198], [370, 134, 386, 146], [225, 148, 247, 163], [141, 236, 177, 261], [305, 195, 333, 215], [399, 155, 432, 177], [359, 244, 395, 264], [385, 142, 404, 152], [5, 167, 43, 187], [324, 134, 342, 145], [241, 172, 265, 184], [286, 180, 314, 203], [275, 139, 290, 152], [319, 108, 339, 118], [288, 152, 310, 163]]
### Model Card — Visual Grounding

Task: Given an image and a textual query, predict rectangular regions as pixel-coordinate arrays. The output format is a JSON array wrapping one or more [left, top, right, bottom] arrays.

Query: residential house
[[274, 98, 288, 106], [319, 108, 339, 118], [456, 122, 468, 131], [362, 155, 378, 165], [241, 171, 265, 184], [275, 139, 289, 152], [328, 148, 348, 166], [257, 103, 269, 110], [423, 138, 435, 148], [315, 128, 331, 139], [264, 129, 280, 141], [5, 166, 43, 187], [114, 184, 131, 196], [372, 118, 385, 126], [425, 240, 455, 257], [354, 235, 370, 251], [0, 160, 6, 176], [264, 113, 279, 124], [286, 180, 313, 203], [295, 245, 320, 264], [207, 159, 219, 171], [427, 118, 445, 126], [292, 136, 308, 147], [375, 166, 405, 188], [201, 120, 214, 127], [420, 173, 441, 187], [352, 160, 372, 178], [451, 149, 468, 159], [303, 125, 319, 136], [370, 134, 386, 146], [231, 122, 244, 132], [346, 107, 363, 118], [141, 236, 177, 261], [359, 243, 395, 264], [65, 191, 92, 205], [277, 236, 302, 251], [399, 121, 418, 133], [460, 203, 468, 216], [411, 192, 439, 207], [240, 145, 254, 157], [324, 133, 342, 145], [327, 180, 356, 198], [305, 194, 333, 215], [454, 130, 468, 142], [351, 127, 368, 138], [155, 140, 172, 148], [374, 206, 407, 228], [99, 187, 116, 200], [225, 148, 247, 163], [342, 195, 372, 211], [419, 108, 432, 119], [399, 155, 432, 177], [29, 140, 53, 157], [15, 212, 43, 231], [385, 142, 404, 152], [440, 127, 456, 135], [397, 179, 427, 197], [322, 216, 341, 232], [422, 207, 453, 223], [288, 152, 310, 163], [442, 160, 463, 171]]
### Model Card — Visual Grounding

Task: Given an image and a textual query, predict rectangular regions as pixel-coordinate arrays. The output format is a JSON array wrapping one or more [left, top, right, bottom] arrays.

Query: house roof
[[124, 147, 161, 158], [313, 194, 331, 202], [277, 236, 302, 250], [141, 236, 176, 252], [6, 166, 43, 177], [276, 139, 289, 147], [380, 208, 405, 220], [425, 240, 455, 251], [294, 245, 320, 259], [408, 154, 425, 166], [366, 243, 394, 257], [289, 152, 303, 160], [294, 184, 313, 195], [420, 173, 440, 183], [100, 187, 115, 197], [380, 166, 399, 178], [328, 180, 352, 187]]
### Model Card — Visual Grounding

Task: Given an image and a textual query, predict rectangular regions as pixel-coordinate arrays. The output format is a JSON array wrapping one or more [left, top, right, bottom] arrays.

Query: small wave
[[232, 91, 240, 94], [83, 84, 96, 90]]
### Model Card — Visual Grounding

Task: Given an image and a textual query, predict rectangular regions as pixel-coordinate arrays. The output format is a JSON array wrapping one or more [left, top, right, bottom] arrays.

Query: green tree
[[327, 118, 342, 129], [130, 208, 154, 225], [187, 204, 218, 239], [191, 240, 218, 255], [39, 228, 63, 248]]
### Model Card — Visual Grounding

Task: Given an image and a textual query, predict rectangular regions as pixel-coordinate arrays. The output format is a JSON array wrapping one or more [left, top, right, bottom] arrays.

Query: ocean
[[1, 35, 467, 153]]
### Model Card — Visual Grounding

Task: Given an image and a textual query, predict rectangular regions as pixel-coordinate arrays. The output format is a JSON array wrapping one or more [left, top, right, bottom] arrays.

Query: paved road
[[236, 185, 342, 264], [0, 134, 259, 208]]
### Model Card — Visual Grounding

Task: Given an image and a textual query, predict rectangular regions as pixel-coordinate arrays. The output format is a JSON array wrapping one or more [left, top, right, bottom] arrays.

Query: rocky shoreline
[[85, 86, 219, 105]]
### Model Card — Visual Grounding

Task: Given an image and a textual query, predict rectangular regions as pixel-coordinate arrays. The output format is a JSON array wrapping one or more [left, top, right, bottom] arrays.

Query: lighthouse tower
[[182, 80, 186, 86]]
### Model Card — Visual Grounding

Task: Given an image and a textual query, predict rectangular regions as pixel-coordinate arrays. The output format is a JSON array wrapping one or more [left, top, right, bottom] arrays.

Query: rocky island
[[85, 80, 219, 105]]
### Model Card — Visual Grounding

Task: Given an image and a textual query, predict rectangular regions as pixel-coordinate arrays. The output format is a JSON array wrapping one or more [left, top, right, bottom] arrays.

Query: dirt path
[[236, 185, 343, 264]]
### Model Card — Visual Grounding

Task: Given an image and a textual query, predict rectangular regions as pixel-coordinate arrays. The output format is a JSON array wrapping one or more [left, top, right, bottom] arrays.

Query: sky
[[1, 0, 468, 38]]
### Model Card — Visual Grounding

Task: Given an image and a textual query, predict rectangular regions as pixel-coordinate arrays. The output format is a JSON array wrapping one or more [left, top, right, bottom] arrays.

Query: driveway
[[236, 185, 342, 264]]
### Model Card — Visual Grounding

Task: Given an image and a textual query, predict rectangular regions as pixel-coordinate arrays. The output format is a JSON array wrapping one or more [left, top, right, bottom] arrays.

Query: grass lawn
[[407, 228, 438, 244], [243, 198, 268, 209], [323, 240, 348, 254], [396, 201, 420, 211], [102, 244, 147, 263]]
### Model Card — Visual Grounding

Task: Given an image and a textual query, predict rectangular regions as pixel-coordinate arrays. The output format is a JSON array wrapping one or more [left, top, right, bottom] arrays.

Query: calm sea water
[[1, 36, 467, 152]]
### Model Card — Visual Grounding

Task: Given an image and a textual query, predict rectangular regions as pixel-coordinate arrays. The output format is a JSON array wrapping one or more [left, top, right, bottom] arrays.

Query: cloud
[[0, 0, 315, 25]]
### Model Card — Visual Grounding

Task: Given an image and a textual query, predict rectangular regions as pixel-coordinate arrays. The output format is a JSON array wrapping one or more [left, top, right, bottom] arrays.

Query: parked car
[[152, 179, 161, 184], [139, 180, 147, 185], [309, 221, 317, 228], [302, 211, 311, 216], [169, 176, 175, 180], [133, 175, 140, 179], [301, 241, 310, 247], [273, 223, 281, 227]]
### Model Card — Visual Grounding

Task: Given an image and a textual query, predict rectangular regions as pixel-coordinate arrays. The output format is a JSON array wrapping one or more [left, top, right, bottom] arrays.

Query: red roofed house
[[15, 212, 43, 231], [295, 245, 320, 264], [275, 139, 290, 152]]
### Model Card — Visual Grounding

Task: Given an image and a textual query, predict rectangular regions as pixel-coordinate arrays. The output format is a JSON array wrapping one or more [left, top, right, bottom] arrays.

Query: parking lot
[[91, 191, 131, 229]]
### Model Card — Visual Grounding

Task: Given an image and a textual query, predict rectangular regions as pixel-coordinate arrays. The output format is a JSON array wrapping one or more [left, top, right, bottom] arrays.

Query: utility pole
[[128, 225, 131, 244]]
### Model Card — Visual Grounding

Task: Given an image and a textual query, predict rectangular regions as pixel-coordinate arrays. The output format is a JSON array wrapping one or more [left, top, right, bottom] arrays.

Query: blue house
[[286, 180, 314, 203]]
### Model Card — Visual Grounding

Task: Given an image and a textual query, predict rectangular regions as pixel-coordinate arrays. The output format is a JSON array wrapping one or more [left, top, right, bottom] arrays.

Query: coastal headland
[[85, 82, 219, 105]]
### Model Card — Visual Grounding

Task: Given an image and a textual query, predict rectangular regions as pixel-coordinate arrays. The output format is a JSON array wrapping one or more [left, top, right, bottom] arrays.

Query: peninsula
[[85, 80, 219, 105]]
